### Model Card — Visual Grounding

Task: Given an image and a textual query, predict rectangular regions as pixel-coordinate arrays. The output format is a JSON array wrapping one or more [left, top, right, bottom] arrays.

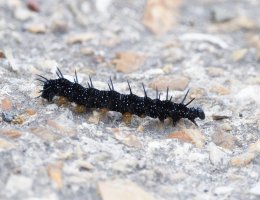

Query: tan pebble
[[207, 67, 224, 77], [80, 47, 94, 56], [190, 87, 206, 99], [149, 75, 189, 91], [26, 23, 47, 34], [136, 125, 145, 133], [210, 84, 230, 95], [12, 115, 25, 125], [47, 115, 77, 137], [230, 152, 255, 167], [212, 131, 236, 149], [232, 48, 248, 62], [25, 108, 37, 116], [1, 97, 12, 111], [209, 16, 256, 32], [233, 16, 256, 30], [98, 179, 156, 200], [0, 129, 22, 138], [228, 173, 244, 181], [212, 110, 232, 120], [168, 129, 205, 148], [30, 127, 61, 142], [47, 162, 63, 189], [162, 64, 173, 73], [66, 33, 95, 44], [142, 0, 182, 35], [0, 138, 15, 150], [51, 20, 68, 33], [248, 140, 260, 154], [78, 160, 94, 171], [112, 51, 146, 73], [88, 111, 100, 124], [221, 122, 232, 131], [246, 34, 260, 49], [112, 128, 143, 148], [168, 130, 193, 143]]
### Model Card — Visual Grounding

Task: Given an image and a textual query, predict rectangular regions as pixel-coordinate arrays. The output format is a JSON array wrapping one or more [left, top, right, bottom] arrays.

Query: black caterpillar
[[37, 68, 205, 126]]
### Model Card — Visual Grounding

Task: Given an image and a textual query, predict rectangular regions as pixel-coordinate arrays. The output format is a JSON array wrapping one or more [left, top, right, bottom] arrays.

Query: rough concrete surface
[[0, 0, 260, 200]]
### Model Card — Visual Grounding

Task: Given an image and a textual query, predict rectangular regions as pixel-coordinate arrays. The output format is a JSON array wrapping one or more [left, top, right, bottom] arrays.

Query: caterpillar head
[[41, 79, 59, 102], [187, 107, 205, 126]]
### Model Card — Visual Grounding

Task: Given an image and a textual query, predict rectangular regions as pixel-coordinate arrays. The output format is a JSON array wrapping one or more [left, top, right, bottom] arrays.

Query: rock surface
[[0, 0, 259, 200]]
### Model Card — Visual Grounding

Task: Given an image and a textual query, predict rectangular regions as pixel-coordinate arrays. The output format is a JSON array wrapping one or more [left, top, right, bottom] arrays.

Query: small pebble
[[27, 0, 40, 12], [232, 48, 248, 62], [98, 179, 156, 200], [212, 130, 236, 149], [112, 51, 146, 73], [26, 23, 47, 34], [149, 75, 189, 91]]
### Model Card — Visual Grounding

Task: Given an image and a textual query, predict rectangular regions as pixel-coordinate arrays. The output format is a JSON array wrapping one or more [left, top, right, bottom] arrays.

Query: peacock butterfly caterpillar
[[37, 68, 205, 126]]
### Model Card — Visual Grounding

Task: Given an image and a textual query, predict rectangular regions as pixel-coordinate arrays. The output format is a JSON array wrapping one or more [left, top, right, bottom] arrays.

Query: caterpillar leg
[[122, 112, 132, 125], [99, 108, 109, 118], [74, 105, 87, 113], [55, 96, 69, 106]]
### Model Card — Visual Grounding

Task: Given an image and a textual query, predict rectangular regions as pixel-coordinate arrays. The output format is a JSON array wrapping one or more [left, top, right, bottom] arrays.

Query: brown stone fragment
[[111, 128, 142, 148], [12, 115, 25, 125], [230, 140, 260, 167], [1, 97, 12, 111], [0, 49, 6, 58], [230, 152, 255, 167], [207, 67, 224, 77], [212, 131, 236, 149], [51, 20, 68, 33], [25, 108, 37, 116], [168, 130, 193, 143], [143, 0, 182, 35], [112, 51, 146, 73], [210, 84, 230, 95], [26, 23, 46, 34], [30, 127, 60, 142], [66, 33, 95, 44], [149, 75, 189, 91], [0, 129, 22, 139], [190, 87, 206, 99], [168, 129, 205, 148], [47, 161, 63, 189], [0, 138, 15, 150], [47, 115, 77, 137], [232, 49, 248, 62], [26, 0, 40, 12], [98, 179, 156, 200], [88, 111, 101, 124]]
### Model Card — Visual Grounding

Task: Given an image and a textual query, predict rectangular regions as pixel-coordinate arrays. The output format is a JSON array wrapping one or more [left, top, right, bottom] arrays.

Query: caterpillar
[[37, 68, 205, 126]]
